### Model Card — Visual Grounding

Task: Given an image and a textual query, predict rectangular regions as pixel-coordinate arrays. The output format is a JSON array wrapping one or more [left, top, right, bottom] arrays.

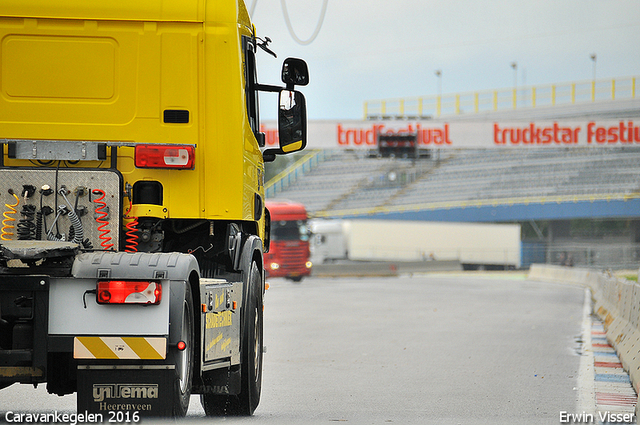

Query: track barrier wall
[[311, 260, 462, 277], [529, 264, 640, 415]]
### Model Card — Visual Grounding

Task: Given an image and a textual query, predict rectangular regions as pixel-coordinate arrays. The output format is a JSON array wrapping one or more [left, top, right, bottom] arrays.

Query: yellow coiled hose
[[1, 190, 20, 241]]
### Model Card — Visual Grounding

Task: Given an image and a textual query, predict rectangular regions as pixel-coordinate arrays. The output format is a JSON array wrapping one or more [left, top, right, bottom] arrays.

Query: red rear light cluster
[[135, 145, 195, 169], [97, 281, 162, 305]]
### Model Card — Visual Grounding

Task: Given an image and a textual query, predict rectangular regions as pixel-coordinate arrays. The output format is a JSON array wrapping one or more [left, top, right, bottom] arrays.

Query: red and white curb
[[591, 319, 637, 422], [576, 288, 637, 424]]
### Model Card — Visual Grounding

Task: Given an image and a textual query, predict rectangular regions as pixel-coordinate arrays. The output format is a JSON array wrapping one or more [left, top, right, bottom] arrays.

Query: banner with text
[[261, 119, 640, 149]]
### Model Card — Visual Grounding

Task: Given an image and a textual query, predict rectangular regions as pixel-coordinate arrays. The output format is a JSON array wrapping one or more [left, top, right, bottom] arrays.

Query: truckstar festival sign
[[261, 120, 640, 150]]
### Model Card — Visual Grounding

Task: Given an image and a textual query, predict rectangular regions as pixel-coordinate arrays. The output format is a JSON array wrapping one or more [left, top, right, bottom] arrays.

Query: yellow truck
[[0, 0, 308, 417]]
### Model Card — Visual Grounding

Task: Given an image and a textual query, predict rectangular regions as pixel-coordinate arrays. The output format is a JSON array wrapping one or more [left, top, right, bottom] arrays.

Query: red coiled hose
[[123, 198, 139, 253], [92, 189, 114, 250]]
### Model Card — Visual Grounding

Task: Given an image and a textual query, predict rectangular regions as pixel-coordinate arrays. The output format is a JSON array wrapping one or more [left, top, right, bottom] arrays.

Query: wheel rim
[[253, 304, 261, 382], [177, 299, 191, 393]]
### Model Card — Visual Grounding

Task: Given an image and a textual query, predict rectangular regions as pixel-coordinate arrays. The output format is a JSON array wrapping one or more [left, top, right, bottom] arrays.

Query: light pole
[[435, 69, 442, 116], [511, 62, 517, 109], [590, 53, 597, 101]]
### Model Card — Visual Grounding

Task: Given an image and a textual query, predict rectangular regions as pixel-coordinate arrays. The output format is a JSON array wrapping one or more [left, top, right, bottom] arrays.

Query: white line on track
[[576, 287, 596, 416]]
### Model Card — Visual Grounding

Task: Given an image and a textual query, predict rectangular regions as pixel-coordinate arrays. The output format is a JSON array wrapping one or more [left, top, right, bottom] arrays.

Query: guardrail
[[529, 264, 640, 416], [364, 76, 638, 120], [265, 149, 326, 199]]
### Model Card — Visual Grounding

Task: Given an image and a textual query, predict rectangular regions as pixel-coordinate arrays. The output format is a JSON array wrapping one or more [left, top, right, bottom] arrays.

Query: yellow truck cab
[[0, 0, 308, 417]]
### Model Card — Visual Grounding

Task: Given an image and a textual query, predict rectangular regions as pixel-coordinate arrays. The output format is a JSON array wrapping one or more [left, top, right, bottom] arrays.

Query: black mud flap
[[77, 367, 174, 417]]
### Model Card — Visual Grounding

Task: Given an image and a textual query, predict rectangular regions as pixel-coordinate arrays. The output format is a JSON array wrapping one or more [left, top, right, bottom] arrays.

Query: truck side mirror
[[281, 58, 309, 88], [262, 60, 309, 162], [278, 90, 307, 154]]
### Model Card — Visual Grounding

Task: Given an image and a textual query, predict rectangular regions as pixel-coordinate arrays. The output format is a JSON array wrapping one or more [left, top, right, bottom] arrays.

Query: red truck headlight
[[97, 281, 162, 305]]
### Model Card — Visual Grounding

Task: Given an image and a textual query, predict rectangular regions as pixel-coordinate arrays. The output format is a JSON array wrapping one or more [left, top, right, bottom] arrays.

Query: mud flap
[[76, 366, 174, 417]]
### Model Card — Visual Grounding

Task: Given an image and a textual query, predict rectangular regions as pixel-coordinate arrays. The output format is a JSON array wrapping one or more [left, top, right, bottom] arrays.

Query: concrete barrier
[[312, 260, 462, 278], [528, 264, 640, 415], [528, 264, 599, 288]]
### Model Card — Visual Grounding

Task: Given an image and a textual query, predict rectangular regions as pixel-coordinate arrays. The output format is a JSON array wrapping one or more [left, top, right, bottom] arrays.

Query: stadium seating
[[266, 147, 640, 217]]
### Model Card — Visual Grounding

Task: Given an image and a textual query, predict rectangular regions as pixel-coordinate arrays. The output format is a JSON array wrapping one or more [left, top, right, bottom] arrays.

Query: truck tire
[[170, 283, 194, 417], [201, 261, 263, 415], [238, 261, 263, 414]]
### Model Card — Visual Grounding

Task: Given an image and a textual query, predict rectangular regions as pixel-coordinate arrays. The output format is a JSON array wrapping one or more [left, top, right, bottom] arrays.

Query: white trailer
[[311, 219, 521, 269]]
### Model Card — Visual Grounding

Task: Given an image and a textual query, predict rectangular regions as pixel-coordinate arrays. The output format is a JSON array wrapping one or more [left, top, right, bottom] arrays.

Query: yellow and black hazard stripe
[[73, 337, 166, 360]]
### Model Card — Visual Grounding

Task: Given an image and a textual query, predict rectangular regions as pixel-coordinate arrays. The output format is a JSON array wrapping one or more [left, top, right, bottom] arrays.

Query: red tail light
[[135, 145, 195, 169], [97, 281, 162, 305]]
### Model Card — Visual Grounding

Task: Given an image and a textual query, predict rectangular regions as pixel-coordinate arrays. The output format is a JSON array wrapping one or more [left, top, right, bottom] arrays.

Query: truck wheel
[[201, 261, 263, 415], [239, 261, 263, 414], [171, 283, 194, 417]]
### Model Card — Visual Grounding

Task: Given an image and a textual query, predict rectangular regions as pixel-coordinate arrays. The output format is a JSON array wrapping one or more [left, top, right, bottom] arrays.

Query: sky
[[251, 0, 640, 121]]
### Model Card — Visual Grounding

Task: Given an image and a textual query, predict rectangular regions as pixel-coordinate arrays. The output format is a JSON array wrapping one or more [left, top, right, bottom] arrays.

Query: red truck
[[265, 200, 312, 281]]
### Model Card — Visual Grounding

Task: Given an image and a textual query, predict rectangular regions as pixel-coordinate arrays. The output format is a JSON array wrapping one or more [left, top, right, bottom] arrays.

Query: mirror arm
[[255, 83, 284, 93], [262, 148, 283, 162]]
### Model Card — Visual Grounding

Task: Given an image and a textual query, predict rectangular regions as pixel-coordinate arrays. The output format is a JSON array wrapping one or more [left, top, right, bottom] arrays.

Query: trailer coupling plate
[[74, 337, 166, 360]]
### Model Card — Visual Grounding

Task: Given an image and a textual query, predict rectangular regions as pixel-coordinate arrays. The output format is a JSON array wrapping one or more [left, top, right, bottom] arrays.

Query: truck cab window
[[244, 38, 260, 140], [272, 220, 308, 241]]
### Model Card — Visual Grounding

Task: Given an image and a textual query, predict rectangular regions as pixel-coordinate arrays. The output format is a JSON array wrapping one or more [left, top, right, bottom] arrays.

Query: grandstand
[[266, 78, 640, 219], [264, 78, 640, 268], [265, 145, 640, 269], [266, 147, 640, 219]]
